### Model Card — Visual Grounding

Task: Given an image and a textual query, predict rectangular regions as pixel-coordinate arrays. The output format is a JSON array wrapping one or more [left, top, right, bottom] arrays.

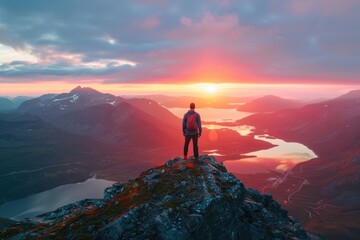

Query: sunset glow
[[203, 84, 218, 94], [0, 0, 359, 93], [0, 82, 359, 100]]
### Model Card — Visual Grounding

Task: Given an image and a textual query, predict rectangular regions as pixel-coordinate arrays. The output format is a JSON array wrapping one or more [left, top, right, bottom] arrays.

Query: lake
[[0, 177, 115, 220], [203, 124, 254, 136], [223, 134, 317, 174]]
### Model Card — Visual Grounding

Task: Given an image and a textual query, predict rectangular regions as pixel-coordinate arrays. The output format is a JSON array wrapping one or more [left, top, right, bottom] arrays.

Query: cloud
[[289, 0, 359, 16], [136, 16, 161, 29], [0, 47, 136, 82], [0, 0, 359, 84], [179, 12, 239, 34], [0, 44, 37, 64]]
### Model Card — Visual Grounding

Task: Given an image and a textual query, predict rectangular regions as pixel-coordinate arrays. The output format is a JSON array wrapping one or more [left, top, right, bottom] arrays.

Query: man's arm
[[182, 114, 187, 135], [197, 113, 202, 136]]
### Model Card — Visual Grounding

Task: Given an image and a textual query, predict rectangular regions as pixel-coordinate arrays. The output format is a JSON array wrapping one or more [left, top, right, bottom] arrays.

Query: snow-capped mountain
[[17, 86, 122, 120], [17, 86, 182, 147]]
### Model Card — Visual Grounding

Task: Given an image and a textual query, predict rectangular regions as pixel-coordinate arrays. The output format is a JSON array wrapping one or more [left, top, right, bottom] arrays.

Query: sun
[[204, 84, 218, 94]]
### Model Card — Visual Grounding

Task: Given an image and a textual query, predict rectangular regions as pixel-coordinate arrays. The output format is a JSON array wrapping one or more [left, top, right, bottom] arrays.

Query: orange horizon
[[0, 82, 359, 99]]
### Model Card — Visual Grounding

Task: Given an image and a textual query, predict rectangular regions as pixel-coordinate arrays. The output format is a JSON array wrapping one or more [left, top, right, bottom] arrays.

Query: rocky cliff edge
[[0, 155, 321, 240]]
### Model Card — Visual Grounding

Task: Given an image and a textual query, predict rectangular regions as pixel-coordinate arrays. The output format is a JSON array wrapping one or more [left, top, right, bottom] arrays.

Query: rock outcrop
[[0, 155, 319, 240]]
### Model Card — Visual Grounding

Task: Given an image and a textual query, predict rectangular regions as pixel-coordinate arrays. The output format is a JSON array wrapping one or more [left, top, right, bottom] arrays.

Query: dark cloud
[[0, 0, 359, 84]]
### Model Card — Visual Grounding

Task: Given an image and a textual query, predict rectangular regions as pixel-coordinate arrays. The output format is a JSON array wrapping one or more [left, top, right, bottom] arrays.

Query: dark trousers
[[184, 135, 199, 158]]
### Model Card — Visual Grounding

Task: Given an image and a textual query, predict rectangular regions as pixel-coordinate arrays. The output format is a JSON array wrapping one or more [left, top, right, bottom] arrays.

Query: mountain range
[[16, 86, 271, 152], [0, 86, 272, 204]]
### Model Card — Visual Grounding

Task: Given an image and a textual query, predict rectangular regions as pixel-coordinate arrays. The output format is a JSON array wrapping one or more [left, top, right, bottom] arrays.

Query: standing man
[[183, 102, 202, 160]]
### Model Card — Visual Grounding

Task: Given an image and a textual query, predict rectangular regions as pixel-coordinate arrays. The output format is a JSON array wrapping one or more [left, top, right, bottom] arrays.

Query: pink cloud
[[166, 12, 248, 51], [289, 0, 358, 16], [139, 17, 160, 29], [180, 17, 192, 27], [178, 12, 240, 36], [34, 47, 83, 65], [135, 0, 166, 5], [215, 0, 233, 7]]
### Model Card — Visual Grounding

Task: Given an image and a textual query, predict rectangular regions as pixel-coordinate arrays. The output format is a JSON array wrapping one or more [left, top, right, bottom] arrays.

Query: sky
[[0, 0, 359, 97]]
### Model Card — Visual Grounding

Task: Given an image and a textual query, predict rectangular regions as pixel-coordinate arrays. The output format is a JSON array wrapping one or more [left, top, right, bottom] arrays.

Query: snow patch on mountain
[[53, 94, 79, 103]]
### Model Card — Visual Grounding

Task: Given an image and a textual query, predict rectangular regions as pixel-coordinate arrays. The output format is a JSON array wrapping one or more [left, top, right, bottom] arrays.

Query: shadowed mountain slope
[[0, 113, 116, 204]]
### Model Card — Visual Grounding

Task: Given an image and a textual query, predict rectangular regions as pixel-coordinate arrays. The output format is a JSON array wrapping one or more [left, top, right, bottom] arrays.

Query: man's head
[[190, 102, 195, 109]]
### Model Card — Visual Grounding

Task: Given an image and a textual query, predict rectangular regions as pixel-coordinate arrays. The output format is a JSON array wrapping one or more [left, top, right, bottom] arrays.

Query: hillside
[[0, 155, 320, 240], [0, 98, 14, 112], [237, 90, 360, 239], [0, 96, 33, 112], [237, 95, 303, 113], [0, 113, 119, 204]]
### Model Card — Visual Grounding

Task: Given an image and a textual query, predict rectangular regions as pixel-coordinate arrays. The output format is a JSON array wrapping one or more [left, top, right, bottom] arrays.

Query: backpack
[[186, 113, 197, 131]]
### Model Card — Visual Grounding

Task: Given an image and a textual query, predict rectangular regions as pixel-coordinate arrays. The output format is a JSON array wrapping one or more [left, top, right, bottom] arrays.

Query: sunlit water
[[167, 107, 253, 122], [203, 124, 254, 136], [0, 177, 115, 220], [168, 107, 317, 174], [203, 149, 225, 157], [223, 135, 317, 174], [250, 135, 317, 160]]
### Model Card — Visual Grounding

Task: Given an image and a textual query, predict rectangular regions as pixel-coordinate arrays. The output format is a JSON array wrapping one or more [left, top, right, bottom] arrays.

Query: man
[[182, 102, 202, 160]]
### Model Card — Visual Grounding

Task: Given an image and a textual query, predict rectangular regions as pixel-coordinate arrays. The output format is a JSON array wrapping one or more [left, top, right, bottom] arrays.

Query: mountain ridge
[[15, 86, 181, 147], [237, 95, 303, 113]]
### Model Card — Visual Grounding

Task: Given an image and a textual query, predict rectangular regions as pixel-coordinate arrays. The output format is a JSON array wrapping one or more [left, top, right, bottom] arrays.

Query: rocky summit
[[0, 155, 319, 240]]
